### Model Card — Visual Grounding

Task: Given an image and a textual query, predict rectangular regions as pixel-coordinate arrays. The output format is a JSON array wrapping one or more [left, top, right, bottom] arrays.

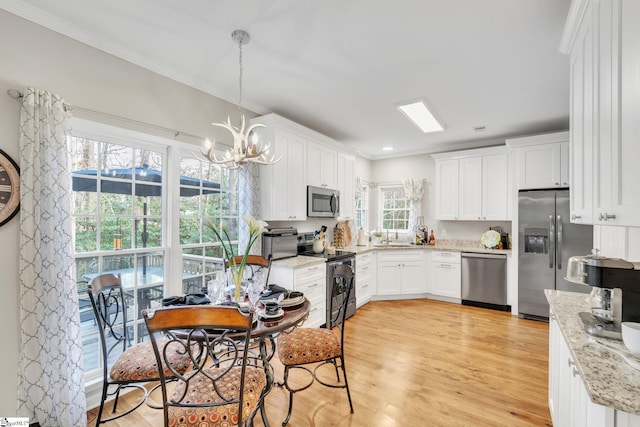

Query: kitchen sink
[[372, 242, 415, 248]]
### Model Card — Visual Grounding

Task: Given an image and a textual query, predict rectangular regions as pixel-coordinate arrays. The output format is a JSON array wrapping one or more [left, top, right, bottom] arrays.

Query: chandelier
[[202, 30, 280, 170]]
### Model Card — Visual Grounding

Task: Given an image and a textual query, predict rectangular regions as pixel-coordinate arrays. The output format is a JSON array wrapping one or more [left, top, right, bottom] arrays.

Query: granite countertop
[[272, 239, 511, 269], [345, 239, 512, 255], [545, 289, 640, 416]]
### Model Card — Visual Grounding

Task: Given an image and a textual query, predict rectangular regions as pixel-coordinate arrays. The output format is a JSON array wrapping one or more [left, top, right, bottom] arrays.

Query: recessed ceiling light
[[396, 98, 445, 133], [382, 146, 394, 151]]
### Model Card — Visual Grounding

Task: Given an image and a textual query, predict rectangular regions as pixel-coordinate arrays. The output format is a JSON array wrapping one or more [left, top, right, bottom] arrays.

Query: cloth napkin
[[259, 284, 303, 303]]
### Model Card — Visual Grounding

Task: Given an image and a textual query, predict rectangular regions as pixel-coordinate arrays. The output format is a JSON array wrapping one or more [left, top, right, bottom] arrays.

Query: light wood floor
[[87, 299, 552, 427]]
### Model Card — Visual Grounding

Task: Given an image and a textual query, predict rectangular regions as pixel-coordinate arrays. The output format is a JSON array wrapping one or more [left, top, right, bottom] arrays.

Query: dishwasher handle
[[461, 252, 507, 260]]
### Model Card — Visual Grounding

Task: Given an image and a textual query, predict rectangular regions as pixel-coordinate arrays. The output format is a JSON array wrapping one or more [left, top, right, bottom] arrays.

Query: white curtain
[[238, 162, 261, 255], [403, 178, 425, 238], [17, 88, 87, 426]]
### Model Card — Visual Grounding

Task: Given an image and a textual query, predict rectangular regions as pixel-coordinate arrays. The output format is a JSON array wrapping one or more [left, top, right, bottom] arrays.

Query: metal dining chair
[[143, 305, 268, 427], [276, 264, 355, 425], [88, 273, 192, 425]]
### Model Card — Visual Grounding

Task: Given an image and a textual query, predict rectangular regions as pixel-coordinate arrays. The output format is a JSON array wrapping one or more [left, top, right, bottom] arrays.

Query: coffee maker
[[578, 256, 640, 339]]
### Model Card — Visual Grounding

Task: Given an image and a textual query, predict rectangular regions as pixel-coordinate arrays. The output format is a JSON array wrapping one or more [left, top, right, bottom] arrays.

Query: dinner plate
[[280, 295, 305, 308], [257, 308, 284, 321]]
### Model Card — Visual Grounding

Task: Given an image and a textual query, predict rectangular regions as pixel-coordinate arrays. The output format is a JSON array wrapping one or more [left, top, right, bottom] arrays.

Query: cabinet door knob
[[555, 182, 560, 186], [571, 214, 582, 220], [599, 212, 616, 221]]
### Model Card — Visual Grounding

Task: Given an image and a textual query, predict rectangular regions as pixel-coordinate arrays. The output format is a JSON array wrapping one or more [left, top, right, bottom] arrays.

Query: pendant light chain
[[238, 40, 243, 114], [202, 29, 281, 169]]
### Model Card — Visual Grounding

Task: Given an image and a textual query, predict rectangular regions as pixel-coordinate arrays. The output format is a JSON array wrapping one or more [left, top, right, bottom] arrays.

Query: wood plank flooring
[[87, 299, 552, 426]]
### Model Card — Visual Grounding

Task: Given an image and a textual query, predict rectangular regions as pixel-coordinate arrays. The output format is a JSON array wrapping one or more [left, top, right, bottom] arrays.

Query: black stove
[[299, 249, 355, 262], [297, 231, 355, 261]]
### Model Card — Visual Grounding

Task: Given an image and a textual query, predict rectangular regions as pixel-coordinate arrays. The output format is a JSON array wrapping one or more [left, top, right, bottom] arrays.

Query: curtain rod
[[6, 88, 206, 142]]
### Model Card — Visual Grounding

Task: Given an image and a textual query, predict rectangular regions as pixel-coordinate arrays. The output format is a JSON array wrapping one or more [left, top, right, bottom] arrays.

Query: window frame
[[71, 118, 237, 384], [378, 183, 410, 232]]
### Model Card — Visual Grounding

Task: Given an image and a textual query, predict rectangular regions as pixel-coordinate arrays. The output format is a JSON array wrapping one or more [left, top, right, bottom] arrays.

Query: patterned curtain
[[403, 178, 425, 239], [238, 162, 261, 255], [17, 88, 86, 426]]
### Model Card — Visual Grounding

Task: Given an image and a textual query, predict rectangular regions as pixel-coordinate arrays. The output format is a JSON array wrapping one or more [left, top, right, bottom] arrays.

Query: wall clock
[[0, 149, 20, 226]]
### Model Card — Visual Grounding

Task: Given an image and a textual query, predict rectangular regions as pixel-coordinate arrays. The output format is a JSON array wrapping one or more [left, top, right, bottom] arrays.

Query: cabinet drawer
[[378, 250, 424, 262], [357, 252, 373, 265], [356, 262, 374, 275], [295, 278, 325, 302], [294, 263, 325, 283], [432, 251, 461, 263]]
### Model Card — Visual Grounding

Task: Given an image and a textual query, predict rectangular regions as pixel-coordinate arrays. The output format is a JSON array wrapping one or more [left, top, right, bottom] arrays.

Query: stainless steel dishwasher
[[461, 252, 509, 311]]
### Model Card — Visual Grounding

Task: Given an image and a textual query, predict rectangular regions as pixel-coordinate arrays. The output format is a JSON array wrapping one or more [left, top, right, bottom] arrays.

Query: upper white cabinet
[[506, 131, 570, 190], [252, 113, 359, 222], [433, 147, 510, 221], [435, 159, 459, 220], [337, 152, 356, 220], [306, 140, 337, 189], [560, 0, 640, 227], [256, 126, 307, 221], [251, 115, 307, 221]]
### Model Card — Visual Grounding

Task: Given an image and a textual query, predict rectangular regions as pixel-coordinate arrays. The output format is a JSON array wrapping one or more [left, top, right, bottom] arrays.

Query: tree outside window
[[380, 185, 409, 231], [70, 122, 237, 381]]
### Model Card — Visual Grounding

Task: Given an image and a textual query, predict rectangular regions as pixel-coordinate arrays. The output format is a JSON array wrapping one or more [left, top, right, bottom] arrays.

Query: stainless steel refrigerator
[[518, 189, 593, 320]]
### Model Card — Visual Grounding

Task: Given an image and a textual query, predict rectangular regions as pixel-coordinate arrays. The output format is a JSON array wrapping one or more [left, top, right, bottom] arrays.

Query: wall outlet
[[440, 228, 448, 237]]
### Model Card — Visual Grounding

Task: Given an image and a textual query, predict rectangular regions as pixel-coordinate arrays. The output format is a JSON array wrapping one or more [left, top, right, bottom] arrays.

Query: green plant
[[205, 214, 268, 301]]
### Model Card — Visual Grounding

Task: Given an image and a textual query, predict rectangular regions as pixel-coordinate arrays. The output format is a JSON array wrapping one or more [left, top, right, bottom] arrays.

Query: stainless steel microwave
[[307, 185, 340, 218]]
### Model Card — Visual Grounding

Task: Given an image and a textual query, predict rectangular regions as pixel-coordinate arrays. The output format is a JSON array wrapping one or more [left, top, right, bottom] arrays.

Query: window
[[355, 184, 368, 230], [379, 185, 409, 231], [70, 120, 237, 380]]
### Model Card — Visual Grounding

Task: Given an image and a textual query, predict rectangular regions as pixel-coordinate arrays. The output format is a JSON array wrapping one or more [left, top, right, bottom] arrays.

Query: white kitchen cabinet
[[433, 147, 510, 221], [270, 262, 326, 328], [561, 0, 640, 227], [549, 310, 625, 427], [355, 251, 375, 307], [337, 152, 356, 221], [435, 159, 459, 220], [506, 131, 570, 190], [251, 116, 307, 221], [458, 157, 482, 220], [306, 140, 337, 189], [376, 250, 427, 297], [430, 251, 461, 300]]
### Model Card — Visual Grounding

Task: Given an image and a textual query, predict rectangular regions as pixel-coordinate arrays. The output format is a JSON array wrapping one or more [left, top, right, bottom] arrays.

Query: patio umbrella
[[72, 166, 220, 273]]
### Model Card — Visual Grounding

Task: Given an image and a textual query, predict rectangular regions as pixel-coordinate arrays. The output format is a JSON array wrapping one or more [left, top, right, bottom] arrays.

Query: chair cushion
[[277, 328, 341, 366], [167, 366, 267, 427], [110, 339, 192, 382]]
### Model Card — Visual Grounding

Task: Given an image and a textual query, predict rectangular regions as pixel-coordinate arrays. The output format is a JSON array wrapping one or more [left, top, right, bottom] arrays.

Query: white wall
[[0, 10, 251, 415]]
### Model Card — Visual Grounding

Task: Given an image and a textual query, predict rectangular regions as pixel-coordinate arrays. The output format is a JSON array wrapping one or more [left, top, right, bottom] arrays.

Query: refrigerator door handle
[[549, 214, 555, 269], [557, 215, 563, 270]]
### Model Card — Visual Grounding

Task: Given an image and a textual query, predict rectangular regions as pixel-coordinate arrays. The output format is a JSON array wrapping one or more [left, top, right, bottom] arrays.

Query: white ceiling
[[1, 0, 572, 159]]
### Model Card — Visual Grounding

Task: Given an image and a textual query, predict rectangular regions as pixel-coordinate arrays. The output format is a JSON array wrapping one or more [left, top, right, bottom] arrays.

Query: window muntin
[[380, 185, 409, 231]]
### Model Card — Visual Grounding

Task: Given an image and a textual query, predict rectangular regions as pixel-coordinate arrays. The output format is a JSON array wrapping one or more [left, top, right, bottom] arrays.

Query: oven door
[[307, 186, 340, 218], [326, 258, 356, 328]]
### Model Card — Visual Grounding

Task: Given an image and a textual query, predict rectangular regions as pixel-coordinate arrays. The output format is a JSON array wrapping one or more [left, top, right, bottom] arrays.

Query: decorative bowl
[[622, 322, 640, 355]]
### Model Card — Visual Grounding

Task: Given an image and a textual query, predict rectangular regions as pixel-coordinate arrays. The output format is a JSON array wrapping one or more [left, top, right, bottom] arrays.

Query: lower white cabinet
[[270, 262, 326, 328], [429, 251, 461, 300], [549, 312, 640, 427], [356, 252, 375, 307], [376, 250, 427, 297]]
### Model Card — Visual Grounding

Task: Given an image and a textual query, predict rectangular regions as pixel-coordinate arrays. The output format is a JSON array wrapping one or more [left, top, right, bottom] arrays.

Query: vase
[[227, 265, 246, 303]]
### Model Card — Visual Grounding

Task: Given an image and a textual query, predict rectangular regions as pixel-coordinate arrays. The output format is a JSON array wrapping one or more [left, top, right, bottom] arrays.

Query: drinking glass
[[247, 270, 265, 311], [207, 271, 225, 305]]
